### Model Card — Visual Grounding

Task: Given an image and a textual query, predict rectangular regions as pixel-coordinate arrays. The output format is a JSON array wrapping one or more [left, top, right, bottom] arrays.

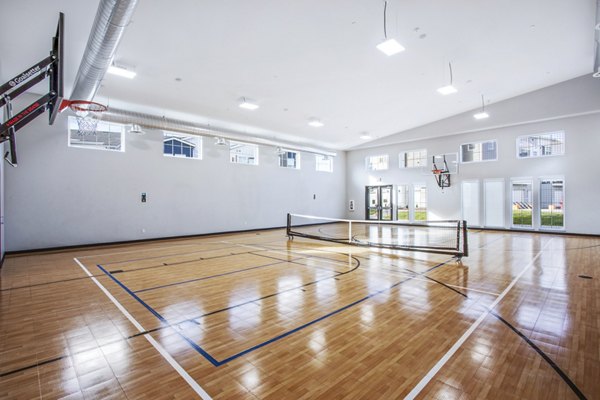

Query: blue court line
[[133, 260, 286, 293], [97, 257, 454, 367], [96, 264, 220, 366]]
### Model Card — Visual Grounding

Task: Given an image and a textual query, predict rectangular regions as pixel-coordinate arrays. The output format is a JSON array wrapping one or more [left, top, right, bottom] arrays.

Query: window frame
[[516, 131, 565, 159], [399, 149, 427, 168], [278, 149, 301, 169], [365, 154, 389, 171], [510, 177, 534, 229], [162, 131, 202, 160], [315, 154, 333, 172], [460, 139, 497, 163], [67, 116, 125, 152], [538, 176, 565, 231], [229, 141, 259, 166]]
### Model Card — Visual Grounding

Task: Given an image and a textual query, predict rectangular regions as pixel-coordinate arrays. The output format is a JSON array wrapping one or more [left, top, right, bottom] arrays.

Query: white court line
[[73, 258, 212, 400], [404, 238, 553, 400]]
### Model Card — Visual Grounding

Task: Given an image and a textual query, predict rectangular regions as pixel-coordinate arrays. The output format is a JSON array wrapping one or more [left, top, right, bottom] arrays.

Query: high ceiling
[[0, 0, 596, 150]]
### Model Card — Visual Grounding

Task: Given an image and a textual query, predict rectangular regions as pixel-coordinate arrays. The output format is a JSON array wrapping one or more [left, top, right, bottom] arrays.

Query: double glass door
[[366, 185, 393, 220]]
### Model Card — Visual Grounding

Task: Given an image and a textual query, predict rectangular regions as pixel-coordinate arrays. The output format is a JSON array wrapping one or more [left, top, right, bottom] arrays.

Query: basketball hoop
[[432, 169, 443, 175], [66, 100, 107, 135]]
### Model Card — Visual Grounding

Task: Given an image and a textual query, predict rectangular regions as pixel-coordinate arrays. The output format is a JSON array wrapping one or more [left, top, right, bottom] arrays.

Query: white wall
[[346, 76, 600, 235], [4, 95, 346, 251]]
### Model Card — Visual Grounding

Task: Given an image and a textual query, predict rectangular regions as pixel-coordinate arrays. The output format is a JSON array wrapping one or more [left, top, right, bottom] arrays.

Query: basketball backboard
[[431, 152, 459, 174]]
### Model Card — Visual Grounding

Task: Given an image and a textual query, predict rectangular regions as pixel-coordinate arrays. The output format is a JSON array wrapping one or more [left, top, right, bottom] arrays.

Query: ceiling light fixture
[[376, 1, 405, 56], [128, 124, 145, 135], [107, 63, 136, 79], [215, 137, 228, 146], [437, 62, 457, 95], [308, 119, 324, 128], [473, 94, 490, 119], [360, 133, 372, 140], [239, 97, 259, 110]]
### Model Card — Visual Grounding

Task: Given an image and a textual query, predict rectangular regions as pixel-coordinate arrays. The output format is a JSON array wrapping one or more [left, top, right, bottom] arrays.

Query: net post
[[348, 221, 352, 244], [462, 220, 469, 257], [456, 221, 461, 255], [286, 213, 291, 238]]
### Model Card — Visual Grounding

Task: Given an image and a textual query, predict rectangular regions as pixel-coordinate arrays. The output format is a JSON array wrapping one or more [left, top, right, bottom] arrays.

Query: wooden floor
[[0, 228, 598, 399]]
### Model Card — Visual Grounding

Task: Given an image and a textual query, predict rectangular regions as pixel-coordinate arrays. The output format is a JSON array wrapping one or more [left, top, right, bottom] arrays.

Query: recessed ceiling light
[[308, 119, 324, 128], [376, 39, 405, 56], [107, 64, 136, 79], [437, 85, 457, 95], [360, 134, 372, 140], [239, 98, 259, 110]]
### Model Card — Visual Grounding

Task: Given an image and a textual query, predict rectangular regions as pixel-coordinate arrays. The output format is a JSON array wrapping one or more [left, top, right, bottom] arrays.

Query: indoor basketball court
[[1, 1, 599, 399]]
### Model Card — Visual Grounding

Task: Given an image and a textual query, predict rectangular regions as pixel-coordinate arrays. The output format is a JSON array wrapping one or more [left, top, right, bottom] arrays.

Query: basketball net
[[74, 109, 100, 136]]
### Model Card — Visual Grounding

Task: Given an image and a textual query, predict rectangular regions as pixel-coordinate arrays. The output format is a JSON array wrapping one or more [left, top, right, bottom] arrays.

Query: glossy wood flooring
[[0, 229, 598, 399]]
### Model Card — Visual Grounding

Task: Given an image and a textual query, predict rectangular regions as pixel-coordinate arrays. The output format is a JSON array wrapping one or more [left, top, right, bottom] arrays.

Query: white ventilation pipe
[[71, 0, 336, 156], [102, 107, 338, 157], [70, 0, 139, 100]]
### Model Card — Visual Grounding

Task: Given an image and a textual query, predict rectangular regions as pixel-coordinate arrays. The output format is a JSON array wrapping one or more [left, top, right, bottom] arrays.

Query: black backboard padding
[[48, 12, 64, 125]]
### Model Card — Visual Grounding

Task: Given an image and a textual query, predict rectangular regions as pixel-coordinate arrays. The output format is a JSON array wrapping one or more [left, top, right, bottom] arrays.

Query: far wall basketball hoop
[[431, 153, 458, 189]]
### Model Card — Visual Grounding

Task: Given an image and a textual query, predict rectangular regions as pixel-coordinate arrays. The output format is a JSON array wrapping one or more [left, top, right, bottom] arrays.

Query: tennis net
[[286, 213, 468, 258]]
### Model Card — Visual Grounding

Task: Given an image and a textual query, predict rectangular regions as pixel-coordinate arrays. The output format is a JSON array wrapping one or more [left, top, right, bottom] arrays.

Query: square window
[[163, 132, 201, 159], [279, 150, 301, 169], [366, 155, 389, 171], [315, 154, 333, 172], [68, 116, 124, 152], [517, 131, 564, 158], [230, 141, 259, 165]]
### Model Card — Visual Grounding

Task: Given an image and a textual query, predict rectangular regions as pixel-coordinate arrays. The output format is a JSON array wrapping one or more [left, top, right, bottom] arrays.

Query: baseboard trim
[[469, 226, 600, 238], [4, 225, 287, 257]]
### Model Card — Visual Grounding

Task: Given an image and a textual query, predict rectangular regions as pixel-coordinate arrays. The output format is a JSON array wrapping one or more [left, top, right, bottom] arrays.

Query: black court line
[[95, 249, 260, 276], [133, 260, 287, 293], [130, 255, 361, 338], [99, 244, 243, 266], [249, 251, 347, 275], [0, 274, 104, 292], [491, 312, 587, 400], [417, 268, 587, 399]]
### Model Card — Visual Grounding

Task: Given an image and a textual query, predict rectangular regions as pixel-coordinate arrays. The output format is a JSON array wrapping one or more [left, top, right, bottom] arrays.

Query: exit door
[[366, 185, 393, 220]]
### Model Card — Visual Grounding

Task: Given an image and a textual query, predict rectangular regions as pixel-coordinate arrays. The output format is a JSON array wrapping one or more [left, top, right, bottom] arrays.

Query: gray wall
[[346, 76, 600, 235], [4, 95, 346, 251]]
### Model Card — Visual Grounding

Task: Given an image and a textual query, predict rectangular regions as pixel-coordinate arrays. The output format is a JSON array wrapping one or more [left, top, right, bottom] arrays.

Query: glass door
[[380, 186, 393, 221], [366, 186, 380, 220], [365, 185, 394, 220], [397, 185, 409, 221]]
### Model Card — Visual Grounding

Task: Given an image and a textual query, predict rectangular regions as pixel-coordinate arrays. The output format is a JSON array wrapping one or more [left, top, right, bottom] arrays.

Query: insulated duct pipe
[[70, 0, 139, 100], [594, 0, 600, 77], [71, 0, 335, 156], [102, 107, 338, 157]]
